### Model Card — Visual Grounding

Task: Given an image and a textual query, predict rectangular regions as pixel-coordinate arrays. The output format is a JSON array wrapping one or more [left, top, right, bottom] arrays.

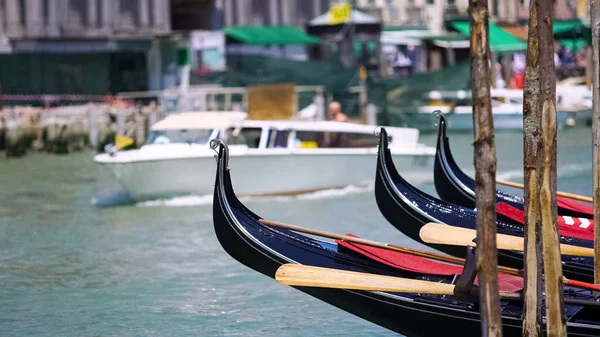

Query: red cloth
[[337, 234, 524, 293], [556, 197, 593, 217], [496, 202, 594, 242], [512, 72, 525, 89]]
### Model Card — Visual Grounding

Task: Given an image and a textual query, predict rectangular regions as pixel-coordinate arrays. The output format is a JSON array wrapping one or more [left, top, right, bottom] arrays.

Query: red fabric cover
[[496, 202, 594, 242], [337, 233, 524, 293], [556, 197, 593, 217]]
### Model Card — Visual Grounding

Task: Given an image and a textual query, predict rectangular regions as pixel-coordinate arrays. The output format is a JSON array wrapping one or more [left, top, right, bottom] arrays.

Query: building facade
[[0, 0, 170, 41], [356, 0, 581, 31], [221, 0, 331, 28], [0, 0, 175, 96]]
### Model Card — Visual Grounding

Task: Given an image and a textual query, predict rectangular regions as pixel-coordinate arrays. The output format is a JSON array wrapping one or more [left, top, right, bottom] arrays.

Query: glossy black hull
[[433, 115, 591, 219], [212, 140, 600, 336], [374, 128, 594, 283]]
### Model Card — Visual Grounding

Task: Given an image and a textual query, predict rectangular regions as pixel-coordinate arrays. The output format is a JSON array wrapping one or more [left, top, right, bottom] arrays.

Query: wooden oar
[[259, 219, 600, 292], [276, 264, 600, 308], [420, 222, 594, 257], [276, 263, 512, 297], [420, 222, 600, 291], [497, 179, 592, 203], [260, 218, 469, 267]]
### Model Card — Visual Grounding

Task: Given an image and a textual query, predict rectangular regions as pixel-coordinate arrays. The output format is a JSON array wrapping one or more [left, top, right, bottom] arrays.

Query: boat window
[[293, 131, 378, 148], [145, 129, 213, 145], [294, 131, 326, 148], [225, 127, 263, 148], [346, 133, 378, 148], [266, 129, 290, 148]]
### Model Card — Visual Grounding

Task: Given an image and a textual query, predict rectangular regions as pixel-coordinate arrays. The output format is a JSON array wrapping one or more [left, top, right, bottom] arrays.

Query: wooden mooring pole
[[537, 0, 567, 335], [522, 0, 543, 335], [468, 0, 503, 336], [591, 0, 600, 284]]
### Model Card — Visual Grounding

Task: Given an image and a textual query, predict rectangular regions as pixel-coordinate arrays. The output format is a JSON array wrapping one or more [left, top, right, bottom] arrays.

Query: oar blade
[[420, 222, 525, 251], [275, 264, 456, 295], [420, 222, 594, 257]]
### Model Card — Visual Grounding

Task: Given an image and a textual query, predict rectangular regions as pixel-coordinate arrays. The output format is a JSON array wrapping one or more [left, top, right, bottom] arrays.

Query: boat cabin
[[146, 111, 419, 151]]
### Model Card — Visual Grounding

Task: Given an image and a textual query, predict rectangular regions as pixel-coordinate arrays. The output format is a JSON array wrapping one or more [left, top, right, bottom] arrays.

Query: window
[[427, 0, 434, 4], [346, 133, 378, 148], [225, 127, 263, 148], [266, 129, 290, 148], [293, 131, 380, 148], [146, 129, 213, 145], [295, 131, 324, 148]]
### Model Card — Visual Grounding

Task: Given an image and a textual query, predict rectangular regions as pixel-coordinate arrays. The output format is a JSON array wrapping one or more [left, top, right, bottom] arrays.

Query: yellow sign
[[359, 66, 367, 80], [576, 0, 589, 20], [115, 135, 134, 150], [247, 83, 297, 121], [328, 3, 352, 25]]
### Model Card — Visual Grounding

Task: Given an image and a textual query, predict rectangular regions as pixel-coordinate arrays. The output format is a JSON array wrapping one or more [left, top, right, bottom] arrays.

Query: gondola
[[211, 139, 600, 337], [374, 127, 595, 283], [433, 114, 593, 218]]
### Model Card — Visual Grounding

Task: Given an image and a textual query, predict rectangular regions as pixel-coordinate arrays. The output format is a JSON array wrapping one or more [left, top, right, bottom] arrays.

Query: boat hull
[[397, 111, 569, 133], [564, 108, 593, 127], [212, 140, 600, 337], [98, 152, 435, 201], [375, 127, 595, 283], [433, 114, 593, 218]]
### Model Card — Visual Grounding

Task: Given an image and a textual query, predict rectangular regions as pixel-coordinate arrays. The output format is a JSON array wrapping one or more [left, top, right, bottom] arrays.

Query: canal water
[[0, 127, 594, 336]]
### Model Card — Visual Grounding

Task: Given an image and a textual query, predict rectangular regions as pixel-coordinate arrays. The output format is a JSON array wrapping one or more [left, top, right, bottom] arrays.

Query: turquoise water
[[0, 127, 594, 336]]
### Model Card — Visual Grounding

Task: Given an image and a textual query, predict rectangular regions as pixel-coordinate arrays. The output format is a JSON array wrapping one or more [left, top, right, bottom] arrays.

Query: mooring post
[[522, 0, 543, 335], [87, 105, 98, 150], [148, 106, 158, 131], [5, 109, 26, 157], [134, 106, 146, 148], [537, 0, 567, 335], [116, 111, 126, 137], [468, 0, 503, 336], [591, 0, 600, 284]]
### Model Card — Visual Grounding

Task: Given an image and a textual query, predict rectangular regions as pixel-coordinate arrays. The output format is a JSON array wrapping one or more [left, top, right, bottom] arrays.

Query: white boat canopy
[[151, 111, 248, 131]]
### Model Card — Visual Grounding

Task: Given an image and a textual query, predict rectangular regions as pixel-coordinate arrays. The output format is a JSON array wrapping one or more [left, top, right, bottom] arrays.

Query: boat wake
[[91, 190, 137, 208], [134, 184, 375, 208], [136, 194, 215, 207]]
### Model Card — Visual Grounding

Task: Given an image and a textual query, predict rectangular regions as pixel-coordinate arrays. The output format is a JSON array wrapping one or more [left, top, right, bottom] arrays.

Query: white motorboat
[[94, 111, 436, 201], [403, 87, 588, 132]]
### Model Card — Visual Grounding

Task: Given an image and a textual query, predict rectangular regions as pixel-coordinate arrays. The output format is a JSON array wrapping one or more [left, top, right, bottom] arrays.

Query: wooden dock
[[0, 84, 329, 158], [0, 103, 163, 158]]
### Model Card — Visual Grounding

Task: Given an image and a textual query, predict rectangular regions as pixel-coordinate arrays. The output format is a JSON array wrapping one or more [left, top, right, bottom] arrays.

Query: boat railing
[[115, 85, 328, 117], [426, 87, 591, 108]]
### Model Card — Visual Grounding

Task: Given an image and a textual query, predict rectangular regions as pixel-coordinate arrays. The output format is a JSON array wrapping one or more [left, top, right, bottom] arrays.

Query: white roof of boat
[[151, 111, 417, 136], [240, 119, 416, 135], [151, 111, 248, 131]]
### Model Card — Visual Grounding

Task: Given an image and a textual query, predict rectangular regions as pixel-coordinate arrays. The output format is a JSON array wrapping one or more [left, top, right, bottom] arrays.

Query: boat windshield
[[145, 129, 214, 145]]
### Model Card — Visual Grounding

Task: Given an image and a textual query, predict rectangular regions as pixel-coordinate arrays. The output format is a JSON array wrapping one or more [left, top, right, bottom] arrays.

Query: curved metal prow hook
[[373, 125, 382, 137], [432, 109, 443, 128], [209, 139, 229, 168]]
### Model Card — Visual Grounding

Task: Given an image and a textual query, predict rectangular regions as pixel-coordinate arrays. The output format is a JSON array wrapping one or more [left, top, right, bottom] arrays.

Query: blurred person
[[328, 101, 348, 147], [495, 62, 506, 88], [576, 49, 587, 68], [329, 101, 348, 122], [512, 52, 526, 74]]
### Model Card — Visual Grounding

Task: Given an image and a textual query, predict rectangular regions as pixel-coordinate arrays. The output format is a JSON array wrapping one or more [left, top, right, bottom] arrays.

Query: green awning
[[224, 26, 321, 45], [450, 21, 527, 52], [560, 39, 588, 52], [553, 20, 588, 34]]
